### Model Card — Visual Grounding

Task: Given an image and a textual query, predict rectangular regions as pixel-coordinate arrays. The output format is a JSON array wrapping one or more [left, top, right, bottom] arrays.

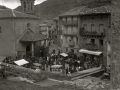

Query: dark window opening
[[99, 39, 103, 45], [83, 24, 87, 30], [91, 39, 95, 44], [76, 37, 78, 44], [24, 2, 26, 11], [27, 23, 30, 28], [66, 48, 68, 52], [31, 2, 33, 11], [0, 27, 1, 33]]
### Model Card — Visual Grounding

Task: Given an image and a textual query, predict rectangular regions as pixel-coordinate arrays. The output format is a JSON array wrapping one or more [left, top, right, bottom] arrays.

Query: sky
[[0, 0, 46, 9]]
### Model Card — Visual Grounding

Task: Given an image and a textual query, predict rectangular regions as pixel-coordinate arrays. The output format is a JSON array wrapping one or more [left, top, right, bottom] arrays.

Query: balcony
[[62, 30, 78, 36], [62, 21, 78, 26], [82, 43, 104, 51], [82, 43, 98, 51], [80, 28, 106, 38]]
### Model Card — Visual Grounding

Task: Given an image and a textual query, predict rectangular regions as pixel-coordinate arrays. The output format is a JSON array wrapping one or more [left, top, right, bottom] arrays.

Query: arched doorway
[[26, 45, 31, 57]]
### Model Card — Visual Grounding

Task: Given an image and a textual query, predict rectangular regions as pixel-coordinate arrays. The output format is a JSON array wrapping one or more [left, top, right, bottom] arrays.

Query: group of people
[[2, 49, 101, 75]]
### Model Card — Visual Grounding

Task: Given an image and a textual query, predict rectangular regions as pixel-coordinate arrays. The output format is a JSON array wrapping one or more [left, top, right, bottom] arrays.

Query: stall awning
[[60, 53, 68, 57], [14, 59, 29, 66], [79, 49, 102, 56], [51, 65, 62, 68]]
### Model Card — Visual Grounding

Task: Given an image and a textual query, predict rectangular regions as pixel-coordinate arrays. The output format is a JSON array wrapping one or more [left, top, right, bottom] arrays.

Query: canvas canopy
[[51, 65, 62, 68], [79, 49, 102, 56], [60, 53, 68, 57], [14, 59, 29, 66]]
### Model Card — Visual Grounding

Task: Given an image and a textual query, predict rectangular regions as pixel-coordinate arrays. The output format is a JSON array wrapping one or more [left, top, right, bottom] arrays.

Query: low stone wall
[[1, 63, 64, 82]]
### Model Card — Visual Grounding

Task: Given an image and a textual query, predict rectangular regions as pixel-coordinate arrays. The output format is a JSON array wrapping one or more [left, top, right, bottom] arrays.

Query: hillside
[[15, 0, 111, 20], [0, 5, 8, 9]]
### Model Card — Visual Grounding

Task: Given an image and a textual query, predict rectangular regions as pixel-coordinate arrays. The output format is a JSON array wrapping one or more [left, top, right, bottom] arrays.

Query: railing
[[62, 30, 78, 36], [82, 44, 104, 51], [80, 29, 106, 37], [82, 43, 98, 51], [62, 21, 78, 26]]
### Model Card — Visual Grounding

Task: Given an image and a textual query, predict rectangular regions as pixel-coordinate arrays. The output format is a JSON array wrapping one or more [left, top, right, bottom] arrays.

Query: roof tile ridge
[[27, 29, 34, 41], [14, 10, 40, 18]]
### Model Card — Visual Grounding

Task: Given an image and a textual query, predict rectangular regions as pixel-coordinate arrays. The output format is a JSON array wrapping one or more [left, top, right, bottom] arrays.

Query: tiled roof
[[0, 9, 39, 19], [60, 5, 111, 16], [20, 29, 47, 42]]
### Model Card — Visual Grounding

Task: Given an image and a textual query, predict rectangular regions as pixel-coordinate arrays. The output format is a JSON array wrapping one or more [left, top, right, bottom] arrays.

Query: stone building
[[0, 9, 47, 58], [58, 5, 111, 66]]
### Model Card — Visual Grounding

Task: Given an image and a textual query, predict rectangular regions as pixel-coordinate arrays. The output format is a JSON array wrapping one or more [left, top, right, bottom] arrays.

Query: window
[[76, 37, 78, 44], [91, 39, 95, 44], [24, 2, 26, 11], [31, 2, 33, 11], [83, 38, 87, 44], [91, 24, 95, 31], [99, 39, 103, 46], [68, 26, 72, 34], [99, 24, 104, 33], [99, 39, 103, 49], [27, 23, 30, 28], [0, 27, 1, 33], [66, 48, 68, 52], [83, 24, 87, 30]]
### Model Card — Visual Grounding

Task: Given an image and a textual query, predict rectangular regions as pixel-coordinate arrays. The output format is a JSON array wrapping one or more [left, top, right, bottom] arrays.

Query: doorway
[[26, 45, 31, 57]]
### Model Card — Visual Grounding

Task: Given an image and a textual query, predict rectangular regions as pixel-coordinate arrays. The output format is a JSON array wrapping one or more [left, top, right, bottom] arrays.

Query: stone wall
[[111, 0, 120, 90]]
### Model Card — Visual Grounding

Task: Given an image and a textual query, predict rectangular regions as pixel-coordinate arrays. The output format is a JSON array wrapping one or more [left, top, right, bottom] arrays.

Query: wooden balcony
[[82, 43, 104, 51], [82, 43, 98, 51], [80, 29, 106, 38], [62, 21, 78, 26], [62, 30, 78, 36]]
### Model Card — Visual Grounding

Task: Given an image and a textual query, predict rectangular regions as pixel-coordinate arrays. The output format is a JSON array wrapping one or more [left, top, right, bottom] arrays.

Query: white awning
[[51, 65, 62, 68], [14, 59, 29, 66], [79, 49, 102, 56], [60, 53, 68, 57]]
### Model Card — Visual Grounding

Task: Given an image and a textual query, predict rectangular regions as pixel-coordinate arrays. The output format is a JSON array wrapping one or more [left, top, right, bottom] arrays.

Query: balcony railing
[[62, 30, 78, 36], [62, 21, 78, 26], [82, 43, 104, 51], [82, 43, 98, 51], [80, 29, 106, 37]]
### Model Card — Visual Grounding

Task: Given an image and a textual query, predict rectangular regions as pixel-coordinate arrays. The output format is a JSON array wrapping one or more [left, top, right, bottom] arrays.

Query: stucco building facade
[[58, 5, 111, 66]]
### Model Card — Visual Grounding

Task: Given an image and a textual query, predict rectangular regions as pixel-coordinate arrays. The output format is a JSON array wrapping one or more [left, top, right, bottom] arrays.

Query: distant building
[[39, 24, 52, 46], [58, 5, 111, 66], [0, 9, 47, 58], [52, 17, 61, 46]]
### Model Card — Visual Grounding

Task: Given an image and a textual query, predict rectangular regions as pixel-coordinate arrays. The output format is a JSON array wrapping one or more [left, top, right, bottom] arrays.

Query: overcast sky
[[0, 0, 46, 9]]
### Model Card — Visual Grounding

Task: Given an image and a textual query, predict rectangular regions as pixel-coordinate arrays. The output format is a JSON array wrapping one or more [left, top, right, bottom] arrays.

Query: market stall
[[51, 65, 62, 73]]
